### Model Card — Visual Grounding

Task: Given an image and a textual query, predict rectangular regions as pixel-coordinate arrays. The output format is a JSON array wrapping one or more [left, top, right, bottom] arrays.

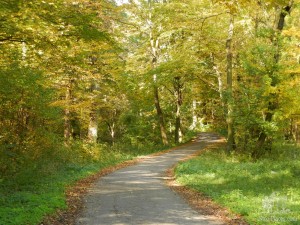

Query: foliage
[[175, 145, 300, 225], [0, 62, 61, 177], [0, 142, 168, 225], [1, 0, 300, 223]]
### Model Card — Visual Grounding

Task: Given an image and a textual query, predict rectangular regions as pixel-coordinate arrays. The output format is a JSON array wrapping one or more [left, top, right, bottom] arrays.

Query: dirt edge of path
[[40, 141, 196, 225], [165, 141, 250, 225]]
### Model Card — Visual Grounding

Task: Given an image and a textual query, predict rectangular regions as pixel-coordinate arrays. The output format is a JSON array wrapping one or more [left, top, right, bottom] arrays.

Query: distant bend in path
[[76, 133, 225, 225]]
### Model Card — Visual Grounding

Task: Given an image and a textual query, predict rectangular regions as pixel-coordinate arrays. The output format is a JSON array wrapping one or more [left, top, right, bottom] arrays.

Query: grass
[[175, 143, 300, 225], [0, 143, 168, 225]]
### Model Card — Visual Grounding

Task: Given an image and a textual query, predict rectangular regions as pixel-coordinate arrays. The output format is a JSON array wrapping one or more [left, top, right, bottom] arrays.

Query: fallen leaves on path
[[40, 159, 140, 225], [41, 137, 249, 225], [40, 145, 182, 225], [165, 143, 250, 225]]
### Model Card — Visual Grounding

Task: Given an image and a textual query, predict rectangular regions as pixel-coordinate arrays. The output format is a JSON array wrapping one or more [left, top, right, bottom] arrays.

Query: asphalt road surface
[[76, 133, 225, 225]]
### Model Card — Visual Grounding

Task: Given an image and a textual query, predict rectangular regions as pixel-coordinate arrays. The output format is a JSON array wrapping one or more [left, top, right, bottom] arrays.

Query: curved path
[[76, 133, 225, 225]]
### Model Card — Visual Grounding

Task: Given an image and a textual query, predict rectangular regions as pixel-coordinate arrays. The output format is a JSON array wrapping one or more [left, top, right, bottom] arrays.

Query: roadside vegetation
[[0, 143, 168, 225], [175, 143, 300, 225], [1, 1, 300, 224]]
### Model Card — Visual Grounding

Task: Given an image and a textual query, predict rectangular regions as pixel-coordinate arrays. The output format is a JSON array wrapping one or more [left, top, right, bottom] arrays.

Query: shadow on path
[[76, 133, 225, 225]]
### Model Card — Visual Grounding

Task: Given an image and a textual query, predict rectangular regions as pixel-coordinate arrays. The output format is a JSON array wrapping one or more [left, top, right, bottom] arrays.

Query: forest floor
[[44, 133, 248, 225]]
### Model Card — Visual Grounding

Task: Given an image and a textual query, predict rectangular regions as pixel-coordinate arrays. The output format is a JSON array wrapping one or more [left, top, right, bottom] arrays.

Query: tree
[[225, 13, 235, 153], [254, 1, 294, 154], [0, 0, 123, 175]]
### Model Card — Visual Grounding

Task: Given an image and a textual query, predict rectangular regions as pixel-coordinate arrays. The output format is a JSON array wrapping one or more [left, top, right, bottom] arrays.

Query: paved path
[[76, 133, 225, 225]]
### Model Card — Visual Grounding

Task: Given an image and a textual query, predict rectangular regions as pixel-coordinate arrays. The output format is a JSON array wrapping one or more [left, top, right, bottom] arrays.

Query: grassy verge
[[0, 143, 168, 225], [175, 144, 300, 225]]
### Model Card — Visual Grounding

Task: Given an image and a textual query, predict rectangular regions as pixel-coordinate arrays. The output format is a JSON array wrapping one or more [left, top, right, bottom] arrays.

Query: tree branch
[[162, 84, 174, 95], [200, 12, 229, 30], [0, 36, 24, 43], [196, 75, 218, 92]]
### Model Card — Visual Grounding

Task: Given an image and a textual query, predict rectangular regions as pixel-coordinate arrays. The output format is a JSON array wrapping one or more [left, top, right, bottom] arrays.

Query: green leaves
[[0, 0, 20, 12]]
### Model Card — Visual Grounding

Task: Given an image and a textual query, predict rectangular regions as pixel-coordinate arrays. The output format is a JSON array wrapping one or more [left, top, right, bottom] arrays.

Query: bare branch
[[200, 12, 229, 30], [0, 36, 24, 43], [196, 75, 218, 92], [162, 84, 174, 95]]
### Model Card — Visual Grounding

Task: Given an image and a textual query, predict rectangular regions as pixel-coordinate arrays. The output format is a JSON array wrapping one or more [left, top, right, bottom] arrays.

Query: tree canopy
[[1, 0, 300, 176]]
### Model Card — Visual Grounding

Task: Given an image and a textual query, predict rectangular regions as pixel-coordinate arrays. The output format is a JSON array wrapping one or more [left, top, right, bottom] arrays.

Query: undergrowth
[[175, 143, 300, 225], [0, 142, 168, 225]]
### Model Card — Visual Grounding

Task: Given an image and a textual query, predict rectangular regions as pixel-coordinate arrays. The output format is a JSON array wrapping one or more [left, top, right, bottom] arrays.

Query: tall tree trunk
[[64, 77, 73, 145], [87, 109, 98, 143], [189, 100, 198, 130], [226, 14, 235, 153], [87, 82, 99, 143], [174, 76, 183, 144], [21, 41, 27, 61], [211, 53, 224, 103], [107, 122, 115, 145], [254, 2, 293, 155], [154, 85, 169, 145], [64, 108, 71, 144], [148, 7, 169, 145]]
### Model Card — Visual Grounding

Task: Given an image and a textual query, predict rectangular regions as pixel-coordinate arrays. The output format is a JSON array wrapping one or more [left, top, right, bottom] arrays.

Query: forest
[[0, 0, 300, 224]]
